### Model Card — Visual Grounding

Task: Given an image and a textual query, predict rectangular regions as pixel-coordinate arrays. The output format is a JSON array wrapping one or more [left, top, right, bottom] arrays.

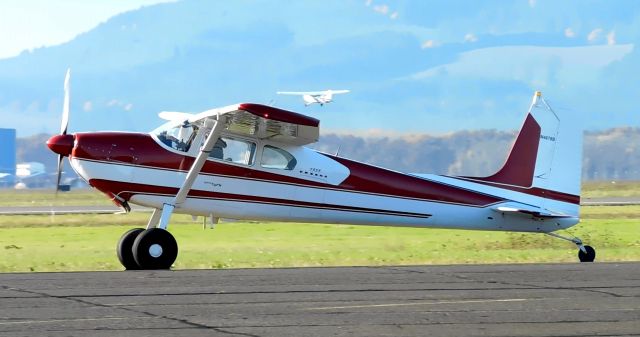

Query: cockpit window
[[261, 145, 297, 170], [154, 122, 197, 153], [208, 137, 256, 165]]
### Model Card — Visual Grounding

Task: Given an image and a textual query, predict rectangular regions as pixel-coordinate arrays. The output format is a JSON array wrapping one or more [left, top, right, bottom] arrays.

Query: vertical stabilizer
[[469, 92, 582, 215]]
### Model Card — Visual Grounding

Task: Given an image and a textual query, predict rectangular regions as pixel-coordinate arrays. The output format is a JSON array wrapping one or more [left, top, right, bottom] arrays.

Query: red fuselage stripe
[[89, 179, 433, 219], [450, 176, 580, 205]]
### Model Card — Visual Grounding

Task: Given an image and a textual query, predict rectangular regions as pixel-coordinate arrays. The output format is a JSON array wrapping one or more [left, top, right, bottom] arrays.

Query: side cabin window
[[208, 137, 256, 166], [155, 122, 197, 153], [261, 145, 297, 170]]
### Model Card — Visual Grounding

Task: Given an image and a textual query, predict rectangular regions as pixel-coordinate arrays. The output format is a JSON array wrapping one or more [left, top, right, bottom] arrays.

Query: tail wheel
[[117, 228, 145, 270], [132, 228, 178, 270], [578, 245, 596, 262]]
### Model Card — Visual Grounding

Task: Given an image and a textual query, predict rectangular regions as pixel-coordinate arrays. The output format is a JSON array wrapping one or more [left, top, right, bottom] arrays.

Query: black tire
[[117, 228, 145, 270], [132, 228, 178, 270], [578, 245, 596, 262]]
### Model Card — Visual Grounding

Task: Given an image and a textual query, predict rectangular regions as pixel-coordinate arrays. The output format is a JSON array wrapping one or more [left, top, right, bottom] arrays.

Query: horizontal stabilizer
[[491, 202, 572, 218]]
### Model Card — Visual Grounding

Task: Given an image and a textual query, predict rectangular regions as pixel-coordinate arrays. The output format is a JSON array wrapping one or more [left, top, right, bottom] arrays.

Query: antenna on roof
[[335, 144, 342, 157]]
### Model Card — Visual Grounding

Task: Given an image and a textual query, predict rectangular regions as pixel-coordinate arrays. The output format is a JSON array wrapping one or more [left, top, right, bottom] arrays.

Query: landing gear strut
[[116, 115, 228, 270], [546, 232, 596, 262]]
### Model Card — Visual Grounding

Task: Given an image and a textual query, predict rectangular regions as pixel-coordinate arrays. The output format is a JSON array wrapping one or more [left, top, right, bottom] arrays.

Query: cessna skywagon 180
[[47, 70, 594, 270], [277, 89, 350, 106]]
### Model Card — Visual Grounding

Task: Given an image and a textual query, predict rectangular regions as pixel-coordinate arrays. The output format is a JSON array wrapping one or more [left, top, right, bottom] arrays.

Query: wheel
[[132, 228, 178, 270], [578, 245, 596, 262], [117, 228, 144, 270]]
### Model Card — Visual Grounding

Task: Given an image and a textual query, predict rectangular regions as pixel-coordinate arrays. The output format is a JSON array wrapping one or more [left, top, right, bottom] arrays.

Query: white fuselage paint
[[70, 137, 579, 234]]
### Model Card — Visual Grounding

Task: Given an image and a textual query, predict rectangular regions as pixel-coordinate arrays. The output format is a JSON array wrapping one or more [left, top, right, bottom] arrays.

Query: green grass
[[0, 187, 638, 272], [0, 212, 153, 228], [0, 207, 637, 272], [0, 189, 111, 207], [582, 180, 640, 198], [581, 205, 640, 219]]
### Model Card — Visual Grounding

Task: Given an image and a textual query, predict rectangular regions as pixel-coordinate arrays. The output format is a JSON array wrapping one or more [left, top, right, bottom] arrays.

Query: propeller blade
[[55, 154, 64, 194], [53, 69, 71, 195], [61, 68, 71, 135]]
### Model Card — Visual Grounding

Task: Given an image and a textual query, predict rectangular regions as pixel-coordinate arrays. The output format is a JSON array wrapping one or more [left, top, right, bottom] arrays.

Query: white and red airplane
[[47, 70, 593, 270]]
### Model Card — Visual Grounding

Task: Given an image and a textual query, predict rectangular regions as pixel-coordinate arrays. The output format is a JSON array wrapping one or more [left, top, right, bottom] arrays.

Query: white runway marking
[[306, 298, 529, 310]]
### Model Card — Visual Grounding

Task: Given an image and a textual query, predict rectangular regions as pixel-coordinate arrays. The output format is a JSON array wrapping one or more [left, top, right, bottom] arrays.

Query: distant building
[[16, 162, 46, 179], [0, 128, 16, 187]]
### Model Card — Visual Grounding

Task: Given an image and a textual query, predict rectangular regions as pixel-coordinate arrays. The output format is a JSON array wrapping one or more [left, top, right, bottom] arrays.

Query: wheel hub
[[149, 244, 163, 258]]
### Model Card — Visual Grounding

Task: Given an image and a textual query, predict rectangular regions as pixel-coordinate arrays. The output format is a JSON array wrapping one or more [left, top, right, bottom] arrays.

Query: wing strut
[[147, 116, 227, 230]]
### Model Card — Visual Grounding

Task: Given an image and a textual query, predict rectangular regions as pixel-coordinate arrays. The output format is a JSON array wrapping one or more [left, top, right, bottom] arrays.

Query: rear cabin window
[[261, 145, 297, 170], [208, 137, 256, 166]]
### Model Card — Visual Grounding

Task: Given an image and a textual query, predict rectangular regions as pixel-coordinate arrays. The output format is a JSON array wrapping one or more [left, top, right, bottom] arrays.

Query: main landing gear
[[546, 232, 596, 262], [116, 114, 228, 270], [117, 227, 178, 270]]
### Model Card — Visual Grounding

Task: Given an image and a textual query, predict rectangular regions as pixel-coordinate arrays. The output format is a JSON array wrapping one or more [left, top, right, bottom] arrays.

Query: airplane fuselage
[[69, 131, 579, 233]]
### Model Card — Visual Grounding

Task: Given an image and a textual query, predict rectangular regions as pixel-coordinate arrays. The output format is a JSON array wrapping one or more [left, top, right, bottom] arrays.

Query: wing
[[277, 89, 350, 96], [329, 89, 350, 95], [277, 91, 322, 96], [491, 202, 573, 218], [189, 103, 320, 146]]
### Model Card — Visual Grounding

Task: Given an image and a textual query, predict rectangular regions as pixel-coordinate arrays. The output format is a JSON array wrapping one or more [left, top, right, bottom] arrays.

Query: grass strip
[[0, 214, 637, 272]]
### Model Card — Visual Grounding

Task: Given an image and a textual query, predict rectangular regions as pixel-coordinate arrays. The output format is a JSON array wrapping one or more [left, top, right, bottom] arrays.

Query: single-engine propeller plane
[[277, 89, 350, 106], [47, 70, 594, 270]]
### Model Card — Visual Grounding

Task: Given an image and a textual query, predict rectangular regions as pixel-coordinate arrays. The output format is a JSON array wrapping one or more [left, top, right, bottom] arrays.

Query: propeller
[[56, 69, 70, 193], [61, 69, 70, 135], [47, 69, 73, 193]]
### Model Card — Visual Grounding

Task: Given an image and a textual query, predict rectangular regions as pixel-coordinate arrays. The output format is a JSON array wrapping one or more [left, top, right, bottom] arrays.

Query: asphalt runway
[[581, 196, 640, 206], [0, 263, 638, 337]]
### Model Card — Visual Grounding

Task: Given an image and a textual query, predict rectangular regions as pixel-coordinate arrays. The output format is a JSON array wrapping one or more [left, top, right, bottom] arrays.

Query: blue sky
[[0, 0, 173, 59], [0, 0, 637, 136]]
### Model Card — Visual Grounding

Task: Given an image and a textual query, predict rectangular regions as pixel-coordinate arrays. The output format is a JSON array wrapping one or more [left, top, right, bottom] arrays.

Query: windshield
[[153, 121, 198, 152]]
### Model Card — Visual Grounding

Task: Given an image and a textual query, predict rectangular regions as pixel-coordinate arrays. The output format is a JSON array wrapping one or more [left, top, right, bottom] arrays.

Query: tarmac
[[0, 263, 638, 337]]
